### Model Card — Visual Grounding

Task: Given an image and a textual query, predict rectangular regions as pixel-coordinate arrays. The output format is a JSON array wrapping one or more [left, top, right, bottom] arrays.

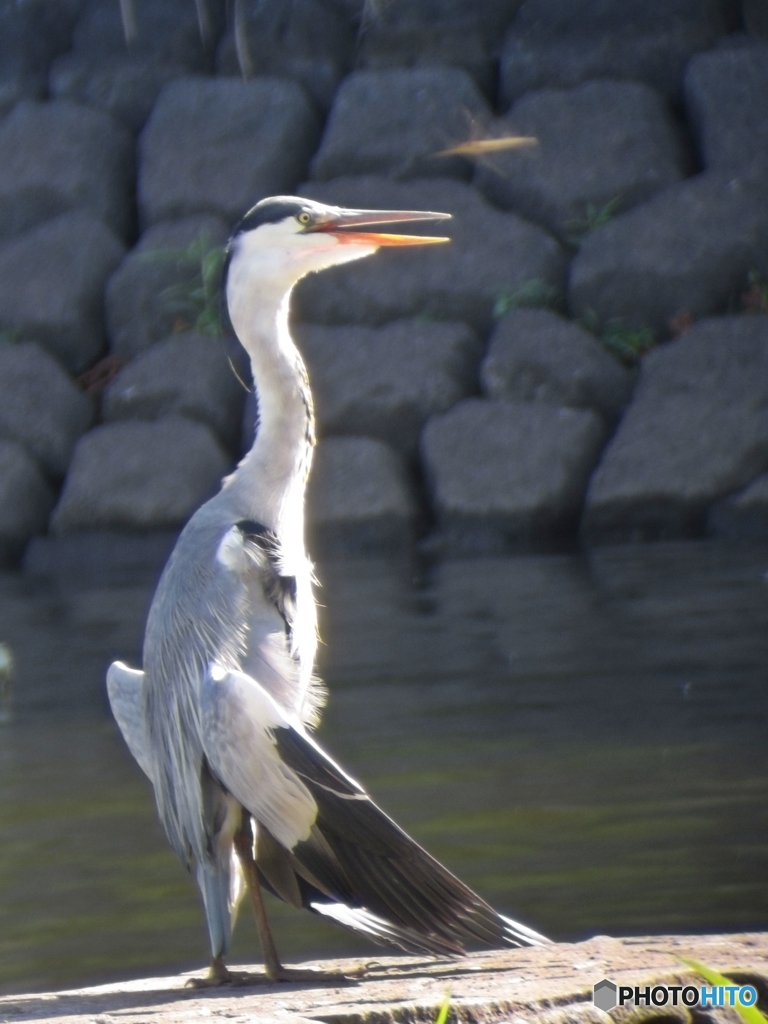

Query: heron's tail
[[253, 730, 549, 956]]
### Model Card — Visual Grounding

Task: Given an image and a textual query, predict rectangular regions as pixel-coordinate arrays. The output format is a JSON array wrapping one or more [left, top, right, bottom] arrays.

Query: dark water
[[1, 541, 767, 994]]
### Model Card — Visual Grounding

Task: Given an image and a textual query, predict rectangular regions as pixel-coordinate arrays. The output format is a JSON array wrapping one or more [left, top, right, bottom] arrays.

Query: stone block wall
[[1, 0, 767, 562]]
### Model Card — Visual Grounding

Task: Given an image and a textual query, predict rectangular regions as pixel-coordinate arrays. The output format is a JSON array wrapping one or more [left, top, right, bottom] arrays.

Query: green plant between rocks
[[493, 278, 564, 319], [140, 236, 226, 338], [564, 195, 623, 247], [578, 308, 656, 365]]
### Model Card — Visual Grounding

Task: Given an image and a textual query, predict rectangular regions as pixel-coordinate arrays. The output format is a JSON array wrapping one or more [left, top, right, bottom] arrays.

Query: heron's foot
[[266, 963, 366, 984], [185, 956, 269, 988]]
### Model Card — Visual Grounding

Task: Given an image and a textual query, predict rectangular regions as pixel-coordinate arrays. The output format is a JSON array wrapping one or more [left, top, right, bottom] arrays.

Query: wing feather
[[199, 666, 318, 851], [198, 665, 549, 955], [106, 661, 154, 781]]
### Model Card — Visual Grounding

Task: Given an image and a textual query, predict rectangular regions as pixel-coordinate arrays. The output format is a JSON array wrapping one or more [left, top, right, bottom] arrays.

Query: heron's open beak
[[310, 208, 451, 247]]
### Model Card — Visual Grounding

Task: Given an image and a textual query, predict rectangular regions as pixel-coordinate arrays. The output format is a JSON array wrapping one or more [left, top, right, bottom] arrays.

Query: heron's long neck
[[225, 285, 314, 545]]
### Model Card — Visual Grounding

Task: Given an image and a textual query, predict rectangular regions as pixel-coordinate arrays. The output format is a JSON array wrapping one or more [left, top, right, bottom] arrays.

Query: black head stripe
[[232, 197, 308, 237]]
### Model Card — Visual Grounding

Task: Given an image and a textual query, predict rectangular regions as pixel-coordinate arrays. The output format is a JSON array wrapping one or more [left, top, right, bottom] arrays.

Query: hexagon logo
[[594, 979, 617, 1011]]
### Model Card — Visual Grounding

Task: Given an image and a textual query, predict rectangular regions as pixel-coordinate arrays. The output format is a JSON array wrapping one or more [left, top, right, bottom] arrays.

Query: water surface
[[1, 541, 767, 993]]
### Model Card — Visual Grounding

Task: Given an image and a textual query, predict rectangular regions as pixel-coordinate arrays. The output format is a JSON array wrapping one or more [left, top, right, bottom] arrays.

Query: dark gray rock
[[0, 440, 56, 562], [500, 0, 727, 104], [0, 342, 93, 478], [306, 436, 417, 555], [475, 80, 687, 243], [569, 173, 768, 337], [66, 0, 219, 68], [106, 214, 229, 359], [49, 0, 223, 131], [355, 0, 522, 95], [0, 0, 81, 115], [309, 68, 492, 182], [421, 397, 606, 552], [296, 319, 481, 456], [50, 53, 195, 134], [50, 418, 230, 532], [583, 316, 768, 543], [0, 211, 126, 374], [684, 45, 768, 176], [138, 76, 320, 227], [0, 99, 133, 241], [745, 0, 768, 37], [103, 331, 245, 450], [216, 0, 354, 112], [296, 176, 566, 333], [480, 309, 633, 422], [709, 473, 768, 541]]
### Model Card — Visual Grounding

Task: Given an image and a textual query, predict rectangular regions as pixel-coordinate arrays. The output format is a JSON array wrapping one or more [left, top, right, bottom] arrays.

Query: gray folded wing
[[106, 660, 154, 781]]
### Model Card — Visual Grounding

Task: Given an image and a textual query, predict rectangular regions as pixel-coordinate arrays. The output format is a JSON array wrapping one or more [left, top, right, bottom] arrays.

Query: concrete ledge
[[2, 933, 766, 1024]]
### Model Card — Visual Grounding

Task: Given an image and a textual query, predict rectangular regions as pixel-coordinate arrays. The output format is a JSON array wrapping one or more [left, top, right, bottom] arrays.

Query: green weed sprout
[[140, 236, 226, 337], [578, 308, 656, 365], [494, 278, 563, 319], [565, 195, 623, 247], [434, 991, 452, 1024]]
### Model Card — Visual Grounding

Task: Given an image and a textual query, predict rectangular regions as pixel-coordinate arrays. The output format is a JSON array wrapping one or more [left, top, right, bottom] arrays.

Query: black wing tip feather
[[256, 723, 549, 955]]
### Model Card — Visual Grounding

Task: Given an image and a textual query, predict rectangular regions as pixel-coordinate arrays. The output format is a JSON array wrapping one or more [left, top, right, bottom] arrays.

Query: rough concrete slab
[[103, 331, 245, 451], [309, 67, 492, 182], [138, 76, 320, 227], [0, 439, 55, 562], [421, 398, 606, 552], [0, 0, 80, 116], [296, 319, 481, 455], [475, 80, 686, 243], [354, 0, 521, 95], [0, 98, 133, 241], [569, 173, 768, 337], [684, 43, 768, 176], [0, 211, 126, 374], [709, 472, 768, 541], [50, 418, 230, 533], [500, 0, 727, 103], [0, 933, 764, 1024], [216, 0, 354, 112], [0, 341, 93, 478], [583, 315, 768, 543], [480, 308, 633, 423], [306, 436, 417, 555]]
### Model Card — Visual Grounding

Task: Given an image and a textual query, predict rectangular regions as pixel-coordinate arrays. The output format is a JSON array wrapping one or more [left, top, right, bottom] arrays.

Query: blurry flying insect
[[432, 136, 538, 158], [429, 106, 538, 176]]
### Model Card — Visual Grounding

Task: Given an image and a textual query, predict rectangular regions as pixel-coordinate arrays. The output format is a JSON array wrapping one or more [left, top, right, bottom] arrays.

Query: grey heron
[[107, 196, 549, 986]]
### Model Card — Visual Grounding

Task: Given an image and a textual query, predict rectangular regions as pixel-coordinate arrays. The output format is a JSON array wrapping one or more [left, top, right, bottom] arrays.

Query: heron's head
[[223, 196, 451, 306]]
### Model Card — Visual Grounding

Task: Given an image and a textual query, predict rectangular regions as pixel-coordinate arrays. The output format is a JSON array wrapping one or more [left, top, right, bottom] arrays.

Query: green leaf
[[678, 957, 768, 1024], [435, 992, 452, 1024]]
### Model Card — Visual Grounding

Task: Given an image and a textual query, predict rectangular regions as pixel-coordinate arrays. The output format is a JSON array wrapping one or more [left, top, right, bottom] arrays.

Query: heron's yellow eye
[[297, 212, 312, 226]]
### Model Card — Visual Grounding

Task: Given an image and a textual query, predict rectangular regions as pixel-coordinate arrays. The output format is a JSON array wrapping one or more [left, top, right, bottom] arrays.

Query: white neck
[[220, 222, 378, 554], [224, 269, 313, 553]]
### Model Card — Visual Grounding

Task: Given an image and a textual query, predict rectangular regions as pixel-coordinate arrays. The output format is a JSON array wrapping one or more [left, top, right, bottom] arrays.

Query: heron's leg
[[234, 817, 364, 983]]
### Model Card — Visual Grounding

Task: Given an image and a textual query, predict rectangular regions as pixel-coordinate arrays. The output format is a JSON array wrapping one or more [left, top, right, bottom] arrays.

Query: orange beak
[[307, 207, 451, 247]]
